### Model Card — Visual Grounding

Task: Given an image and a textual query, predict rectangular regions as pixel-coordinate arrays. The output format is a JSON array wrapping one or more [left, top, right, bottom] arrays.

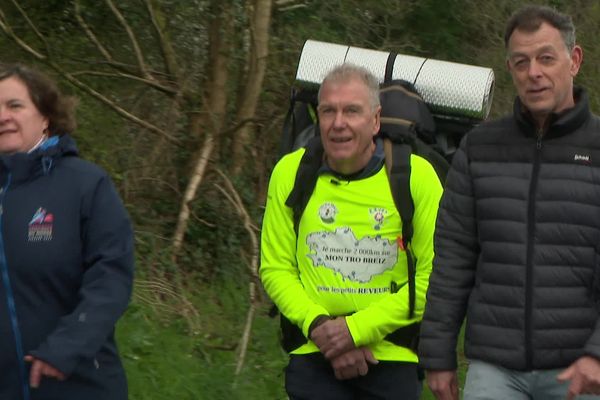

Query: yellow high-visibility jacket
[[260, 146, 442, 361]]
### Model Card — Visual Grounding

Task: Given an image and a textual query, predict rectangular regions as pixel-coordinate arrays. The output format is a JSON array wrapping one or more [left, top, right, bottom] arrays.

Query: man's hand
[[24, 355, 66, 388], [426, 369, 459, 400], [557, 355, 600, 400], [331, 347, 378, 380], [310, 317, 355, 359]]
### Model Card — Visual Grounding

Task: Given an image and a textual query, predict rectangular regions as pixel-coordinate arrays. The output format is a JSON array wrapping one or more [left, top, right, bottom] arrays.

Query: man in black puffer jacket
[[419, 5, 600, 400]]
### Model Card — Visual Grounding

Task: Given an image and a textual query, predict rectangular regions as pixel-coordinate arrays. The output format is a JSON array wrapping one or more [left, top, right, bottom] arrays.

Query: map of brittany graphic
[[306, 227, 398, 283]]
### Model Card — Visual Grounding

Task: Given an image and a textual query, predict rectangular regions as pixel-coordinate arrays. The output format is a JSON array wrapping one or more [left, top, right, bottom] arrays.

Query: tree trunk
[[171, 2, 233, 260], [230, 0, 273, 177]]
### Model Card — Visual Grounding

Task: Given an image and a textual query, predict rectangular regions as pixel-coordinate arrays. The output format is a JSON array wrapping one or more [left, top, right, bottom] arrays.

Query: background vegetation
[[1, 0, 598, 398]]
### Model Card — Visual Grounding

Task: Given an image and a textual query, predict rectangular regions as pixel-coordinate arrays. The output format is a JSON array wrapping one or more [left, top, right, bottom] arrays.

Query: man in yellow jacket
[[260, 63, 442, 399]]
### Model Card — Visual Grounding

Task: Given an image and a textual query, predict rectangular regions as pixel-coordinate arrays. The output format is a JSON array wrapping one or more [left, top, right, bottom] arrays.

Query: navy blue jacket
[[0, 135, 134, 400]]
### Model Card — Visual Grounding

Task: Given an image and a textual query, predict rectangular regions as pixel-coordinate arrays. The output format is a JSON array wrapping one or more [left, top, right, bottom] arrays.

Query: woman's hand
[[24, 355, 66, 388]]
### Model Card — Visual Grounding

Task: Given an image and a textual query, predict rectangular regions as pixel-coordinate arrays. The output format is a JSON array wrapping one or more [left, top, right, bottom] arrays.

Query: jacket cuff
[[584, 344, 600, 360], [345, 314, 362, 346], [418, 359, 458, 371], [308, 315, 332, 337], [28, 348, 74, 376], [301, 306, 331, 338]]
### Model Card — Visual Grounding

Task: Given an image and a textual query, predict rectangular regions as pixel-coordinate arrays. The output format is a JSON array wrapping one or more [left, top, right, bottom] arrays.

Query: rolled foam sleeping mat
[[295, 39, 495, 121]]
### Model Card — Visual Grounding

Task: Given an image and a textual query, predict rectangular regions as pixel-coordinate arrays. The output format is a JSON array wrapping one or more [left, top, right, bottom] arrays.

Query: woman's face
[[0, 76, 48, 154]]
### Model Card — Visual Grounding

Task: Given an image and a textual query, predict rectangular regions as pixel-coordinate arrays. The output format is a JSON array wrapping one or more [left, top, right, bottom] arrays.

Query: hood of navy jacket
[[0, 134, 78, 184]]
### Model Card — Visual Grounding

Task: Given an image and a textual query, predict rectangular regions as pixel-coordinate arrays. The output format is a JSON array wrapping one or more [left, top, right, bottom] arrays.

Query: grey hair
[[504, 4, 576, 52], [318, 63, 380, 111]]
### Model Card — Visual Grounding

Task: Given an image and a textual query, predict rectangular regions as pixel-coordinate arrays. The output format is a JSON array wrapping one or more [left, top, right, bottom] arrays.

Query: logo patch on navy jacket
[[28, 207, 53, 242]]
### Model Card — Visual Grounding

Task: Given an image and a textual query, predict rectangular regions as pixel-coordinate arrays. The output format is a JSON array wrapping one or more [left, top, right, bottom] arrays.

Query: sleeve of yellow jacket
[[260, 149, 330, 338], [345, 154, 443, 347]]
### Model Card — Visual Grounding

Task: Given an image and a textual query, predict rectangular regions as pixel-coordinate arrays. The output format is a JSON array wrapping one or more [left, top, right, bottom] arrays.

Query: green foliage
[[118, 279, 288, 399], [401, 0, 471, 59], [3, 0, 600, 397], [178, 178, 251, 279], [119, 285, 466, 399]]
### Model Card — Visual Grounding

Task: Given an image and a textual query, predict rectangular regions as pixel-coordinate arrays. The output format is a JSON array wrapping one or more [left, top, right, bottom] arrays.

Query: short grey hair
[[504, 5, 576, 52], [318, 63, 380, 111]]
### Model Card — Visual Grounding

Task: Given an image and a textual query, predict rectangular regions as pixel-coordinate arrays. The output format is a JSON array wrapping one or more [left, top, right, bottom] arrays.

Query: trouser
[[463, 359, 600, 400], [285, 353, 422, 400]]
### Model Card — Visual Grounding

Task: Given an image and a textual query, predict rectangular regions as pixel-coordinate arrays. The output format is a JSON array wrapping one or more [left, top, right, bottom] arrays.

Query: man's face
[[506, 22, 582, 127], [317, 77, 380, 175]]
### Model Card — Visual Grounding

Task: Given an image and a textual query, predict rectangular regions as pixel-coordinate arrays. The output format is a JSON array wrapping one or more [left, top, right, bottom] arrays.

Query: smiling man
[[419, 5, 600, 400], [260, 64, 442, 399], [506, 13, 582, 131], [316, 71, 379, 175]]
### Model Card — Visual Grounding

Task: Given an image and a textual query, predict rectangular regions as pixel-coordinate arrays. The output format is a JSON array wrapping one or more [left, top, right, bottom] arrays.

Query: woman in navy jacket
[[0, 63, 134, 399]]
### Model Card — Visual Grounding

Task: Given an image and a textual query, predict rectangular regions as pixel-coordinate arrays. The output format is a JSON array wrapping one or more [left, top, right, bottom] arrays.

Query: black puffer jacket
[[419, 88, 600, 371]]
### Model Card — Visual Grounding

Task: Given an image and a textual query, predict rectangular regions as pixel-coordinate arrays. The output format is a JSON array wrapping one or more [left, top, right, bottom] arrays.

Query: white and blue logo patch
[[318, 202, 338, 224], [369, 208, 388, 230]]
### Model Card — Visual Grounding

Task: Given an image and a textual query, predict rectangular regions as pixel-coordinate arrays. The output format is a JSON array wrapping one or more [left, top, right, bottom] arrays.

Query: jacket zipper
[[525, 135, 543, 370], [0, 174, 30, 400]]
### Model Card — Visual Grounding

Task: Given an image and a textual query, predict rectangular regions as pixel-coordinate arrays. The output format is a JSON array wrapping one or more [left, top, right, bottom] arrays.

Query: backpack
[[275, 77, 451, 353]]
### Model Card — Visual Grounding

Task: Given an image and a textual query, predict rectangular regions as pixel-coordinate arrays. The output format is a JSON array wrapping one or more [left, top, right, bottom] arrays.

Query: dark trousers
[[285, 353, 422, 400]]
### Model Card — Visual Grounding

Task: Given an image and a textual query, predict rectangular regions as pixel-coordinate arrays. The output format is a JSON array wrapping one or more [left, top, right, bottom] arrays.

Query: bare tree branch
[[275, 0, 305, 6], [105, 0, 155, 81], [73, 3, 179, 97], [213, 169, 259, 379], [144, 0, 181, 83], [74, 0, 114, 62], [0, 8, 45, 60], [274, 0, 308, 12], [134, 277, 201, 334], [0, 7, 180, 144], [171, 132, 214, 255], [59, 68, 180, 143], [75, 0, 169, 81], [69, 57, 142, 74], [69, 70, 178, 95], [215, 172, 260, 240], [9, 0, 50, 53]]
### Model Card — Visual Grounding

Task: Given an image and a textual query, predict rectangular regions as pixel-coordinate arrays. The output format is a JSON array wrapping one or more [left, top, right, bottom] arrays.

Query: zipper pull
[[536, 126, 544, 149]]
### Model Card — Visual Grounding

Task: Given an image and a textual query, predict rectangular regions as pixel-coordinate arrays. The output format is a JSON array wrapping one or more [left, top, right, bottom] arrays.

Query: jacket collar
[[514, 86, 590, 139], [0, 134, 79, 184], [319, 137, 384, 181]]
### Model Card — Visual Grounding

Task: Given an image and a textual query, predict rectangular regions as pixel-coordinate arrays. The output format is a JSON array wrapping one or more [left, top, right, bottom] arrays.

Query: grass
[[117, 277, 289, 400], [117, 276, 466, 399]]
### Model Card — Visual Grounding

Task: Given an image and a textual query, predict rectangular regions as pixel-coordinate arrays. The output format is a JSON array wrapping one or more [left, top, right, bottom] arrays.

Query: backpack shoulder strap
[[279, 88, 319, 159], [385, 52, 397, 83], [383, 137, 417, 319], [412, 137, 449, 184], [285, 135, 324, 233], [383, 138, 415, 242]]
